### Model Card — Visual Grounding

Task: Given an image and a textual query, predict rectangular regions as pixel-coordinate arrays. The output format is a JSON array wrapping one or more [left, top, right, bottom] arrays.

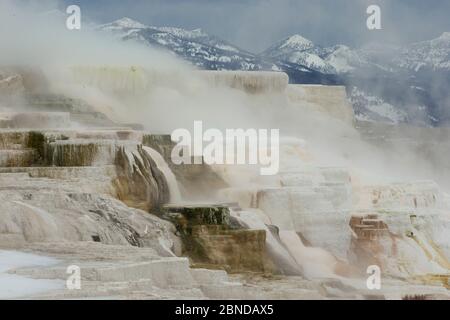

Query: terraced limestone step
[[355, 181, 441, 211], [17, 93, 120, 128], [0, 131, 43, 149], [0, 165, 117, 180], [12, 255, 233, 291], [287, 85, 355, 124], [0, 149, 34, 167], [84, 258, 196, 288], [189, 268, 229, 285], [198, 71, 289, 94], [46, 139, 119, 166], [0, 112, 71, 129], [162, 204, 274, 273]]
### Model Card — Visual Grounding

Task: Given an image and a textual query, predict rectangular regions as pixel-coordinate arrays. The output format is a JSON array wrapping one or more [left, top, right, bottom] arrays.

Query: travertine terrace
[[0, 68, 449, 299]]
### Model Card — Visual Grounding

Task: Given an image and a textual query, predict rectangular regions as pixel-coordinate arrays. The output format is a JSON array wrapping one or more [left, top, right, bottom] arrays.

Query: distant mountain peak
[[278, 34, 314, 51], [261, 34, 339, 74], [437, 31, 450, 41], [109, 17, 147, 29], [438, 31, 450, 38], [155, 26, 208, 39], [395, 31, 450, 72]]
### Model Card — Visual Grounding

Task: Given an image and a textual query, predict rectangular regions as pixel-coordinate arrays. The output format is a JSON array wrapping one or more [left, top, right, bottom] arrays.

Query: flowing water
[[142, 146, 182, 203], [230, 208, 303, 276]]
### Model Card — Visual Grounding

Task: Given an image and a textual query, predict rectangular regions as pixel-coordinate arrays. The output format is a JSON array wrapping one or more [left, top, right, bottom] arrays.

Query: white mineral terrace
[[0, 69, 449, 299], [70, 66, 289, 94]]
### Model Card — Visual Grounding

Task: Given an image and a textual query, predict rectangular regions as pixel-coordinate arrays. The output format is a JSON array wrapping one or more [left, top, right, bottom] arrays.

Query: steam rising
[[1, 0, 449, 189], [1, 1, 450, 281]]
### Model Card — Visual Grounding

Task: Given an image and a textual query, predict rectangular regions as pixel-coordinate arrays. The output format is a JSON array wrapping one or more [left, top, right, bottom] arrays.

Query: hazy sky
[[60, 0, 450, 52]]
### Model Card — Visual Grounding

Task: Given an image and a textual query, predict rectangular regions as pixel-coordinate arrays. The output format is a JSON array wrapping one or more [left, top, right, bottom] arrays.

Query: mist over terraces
[[1, 65, 449, 299]]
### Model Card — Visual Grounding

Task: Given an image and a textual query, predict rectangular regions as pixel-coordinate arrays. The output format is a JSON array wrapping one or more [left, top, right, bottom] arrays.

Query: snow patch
[[0, 251, 64, 299]]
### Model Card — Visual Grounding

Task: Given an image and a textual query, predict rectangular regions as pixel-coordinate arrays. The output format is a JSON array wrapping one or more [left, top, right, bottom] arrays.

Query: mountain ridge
[[98, 17, 450, 127]]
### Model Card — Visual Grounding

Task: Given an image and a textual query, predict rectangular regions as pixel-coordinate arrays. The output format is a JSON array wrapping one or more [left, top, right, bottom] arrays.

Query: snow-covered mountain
[[100, 18, 450, 77], [261, 35, 394, 75], [98, 18, 339, 85], [99, 18, 382, 76], [99, 18, 267, 71], [288, 35, 450, 126], [395, 32, 450, 72], [98, 18, 450, 127], [261, 34, 338, 74], [324, 45, 373, 74], [263, 31, 450, 75]]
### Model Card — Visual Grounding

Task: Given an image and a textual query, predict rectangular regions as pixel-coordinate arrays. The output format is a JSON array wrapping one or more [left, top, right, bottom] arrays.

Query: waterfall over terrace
[[142, 146, 181, 203]]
